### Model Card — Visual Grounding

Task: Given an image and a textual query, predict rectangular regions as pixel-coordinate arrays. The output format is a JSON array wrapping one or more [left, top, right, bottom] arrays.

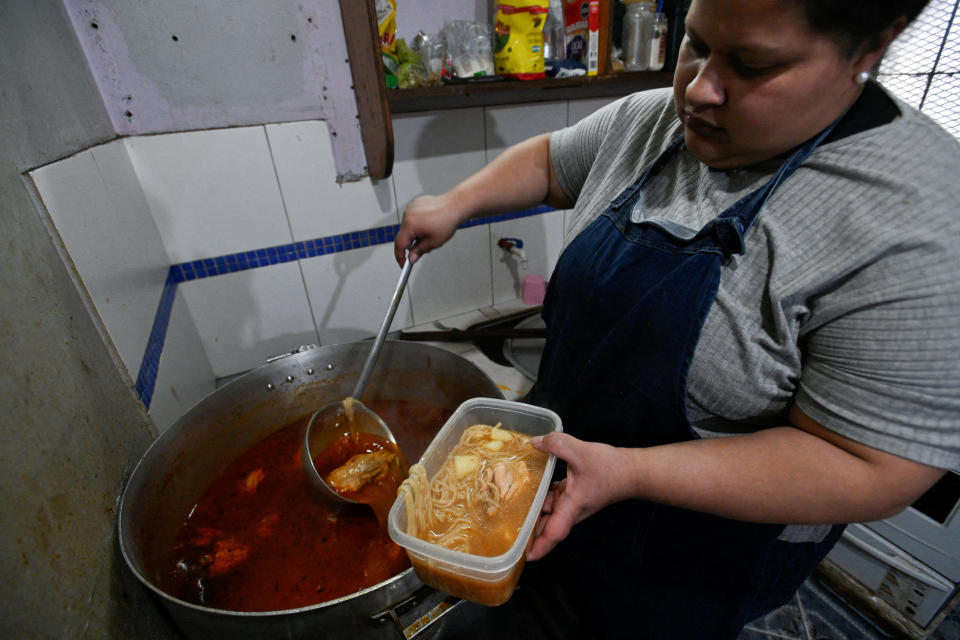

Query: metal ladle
[[303, 246, 415, 503]]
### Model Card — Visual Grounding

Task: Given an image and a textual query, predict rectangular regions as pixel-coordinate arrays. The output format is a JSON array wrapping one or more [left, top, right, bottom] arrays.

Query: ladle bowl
[[302, 399, 397, 503]]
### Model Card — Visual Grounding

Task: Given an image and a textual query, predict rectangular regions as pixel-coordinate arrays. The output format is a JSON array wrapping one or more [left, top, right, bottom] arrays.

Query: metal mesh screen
[[878, 0, 960, 139]]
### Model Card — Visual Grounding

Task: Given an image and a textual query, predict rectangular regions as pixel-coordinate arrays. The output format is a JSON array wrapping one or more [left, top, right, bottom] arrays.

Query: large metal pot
[[119, 341, 502, 639]]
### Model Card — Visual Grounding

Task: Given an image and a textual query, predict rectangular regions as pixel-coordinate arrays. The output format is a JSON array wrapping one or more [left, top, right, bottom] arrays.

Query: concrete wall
[[0, 2, 181, 638]]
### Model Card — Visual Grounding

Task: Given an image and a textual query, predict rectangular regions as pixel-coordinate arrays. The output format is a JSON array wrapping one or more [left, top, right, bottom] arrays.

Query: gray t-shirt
[[550, 87, 960, 471]]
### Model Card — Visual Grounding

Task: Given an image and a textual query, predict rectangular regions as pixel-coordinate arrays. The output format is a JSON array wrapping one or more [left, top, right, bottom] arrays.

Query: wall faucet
[[498, 237, 528, 268]]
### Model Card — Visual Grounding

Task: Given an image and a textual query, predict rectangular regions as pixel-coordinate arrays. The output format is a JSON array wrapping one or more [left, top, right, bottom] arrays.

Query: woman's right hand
[[393, 194, 465, 266]]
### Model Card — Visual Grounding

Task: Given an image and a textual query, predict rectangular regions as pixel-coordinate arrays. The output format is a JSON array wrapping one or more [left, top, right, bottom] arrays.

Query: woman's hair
[[785, 0, 931, 56]]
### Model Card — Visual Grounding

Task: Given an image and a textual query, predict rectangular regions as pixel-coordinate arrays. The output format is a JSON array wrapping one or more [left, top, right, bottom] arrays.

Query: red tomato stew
[[164, 399, 452, 612]]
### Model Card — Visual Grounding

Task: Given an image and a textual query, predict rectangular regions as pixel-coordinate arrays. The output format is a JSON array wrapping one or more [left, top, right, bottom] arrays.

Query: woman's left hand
[[526, 432, 631, 561]]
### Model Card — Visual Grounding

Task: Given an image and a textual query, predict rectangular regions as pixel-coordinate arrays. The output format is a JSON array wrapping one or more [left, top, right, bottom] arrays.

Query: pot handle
[[370, 586, 464, 639]]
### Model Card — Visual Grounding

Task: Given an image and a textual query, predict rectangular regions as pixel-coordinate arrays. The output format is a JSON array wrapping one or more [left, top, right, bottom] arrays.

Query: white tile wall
[[267, 119, 411, 352], [30, 141, 170, 381], [148, 287, 216, 432], [265, 121, 398, 241], [179, 261, 317, 377], [391, 107, 488, 204], [299, 243, 414, 346], [391, 108, 492, 322], [407, 224, 495, 324], [126, 125, 318, 378], [30, 138, 219, 432], [125, 127, 292, 263], [35, 97, 586, 425]]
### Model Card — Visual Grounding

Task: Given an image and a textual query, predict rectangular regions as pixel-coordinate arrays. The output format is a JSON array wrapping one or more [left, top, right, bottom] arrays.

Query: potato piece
[[489, 426, 513, 441], [483, 440, 505, 451], [454, 454, 481, 479]]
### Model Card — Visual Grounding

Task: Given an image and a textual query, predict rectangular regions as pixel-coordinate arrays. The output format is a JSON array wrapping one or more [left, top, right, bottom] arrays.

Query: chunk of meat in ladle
[[326, 449, 401, 493]]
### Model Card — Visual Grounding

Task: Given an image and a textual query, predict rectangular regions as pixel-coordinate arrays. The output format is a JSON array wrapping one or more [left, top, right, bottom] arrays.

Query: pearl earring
[[855, 70, 872, 85]]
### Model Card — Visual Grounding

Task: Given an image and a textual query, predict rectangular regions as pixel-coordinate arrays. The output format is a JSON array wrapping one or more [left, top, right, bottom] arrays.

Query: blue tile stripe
[[135, 268, 179, 409], [134, 205, 554, 408], [168, 205, 555, 283]]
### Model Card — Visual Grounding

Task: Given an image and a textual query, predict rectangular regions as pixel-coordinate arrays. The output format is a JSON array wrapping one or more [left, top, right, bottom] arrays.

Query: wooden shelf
[[387, 71, 673, 114]]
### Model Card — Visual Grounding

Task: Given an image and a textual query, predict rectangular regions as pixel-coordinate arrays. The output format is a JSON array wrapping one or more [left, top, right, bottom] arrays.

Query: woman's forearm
[[619, 410, 945, 524], [528, 404, 946, 562]]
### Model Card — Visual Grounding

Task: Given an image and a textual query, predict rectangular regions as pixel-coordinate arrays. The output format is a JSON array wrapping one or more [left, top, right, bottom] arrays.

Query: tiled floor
[[741, 578, 960, 640]]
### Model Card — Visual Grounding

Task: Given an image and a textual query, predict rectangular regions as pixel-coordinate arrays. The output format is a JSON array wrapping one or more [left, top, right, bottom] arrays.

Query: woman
[[394, 0, 959, 637]]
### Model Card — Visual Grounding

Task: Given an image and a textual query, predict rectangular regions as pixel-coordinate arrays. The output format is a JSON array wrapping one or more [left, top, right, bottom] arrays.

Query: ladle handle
[[352, 243, 416, 399]]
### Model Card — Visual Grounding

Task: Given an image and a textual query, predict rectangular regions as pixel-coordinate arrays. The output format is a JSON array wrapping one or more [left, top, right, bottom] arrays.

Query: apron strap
[[623, 116, 845, 242], [721, 116, 841, 234]]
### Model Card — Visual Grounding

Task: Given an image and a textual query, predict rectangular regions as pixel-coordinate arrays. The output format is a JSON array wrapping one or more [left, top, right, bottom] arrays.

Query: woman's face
[[673, 0, 866, 168]]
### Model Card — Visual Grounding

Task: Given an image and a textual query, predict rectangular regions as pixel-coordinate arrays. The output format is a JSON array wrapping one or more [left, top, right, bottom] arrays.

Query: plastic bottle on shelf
[[622, 0, 654, 72], [544, 0, 566, 62], [648, 11, 668, 71]]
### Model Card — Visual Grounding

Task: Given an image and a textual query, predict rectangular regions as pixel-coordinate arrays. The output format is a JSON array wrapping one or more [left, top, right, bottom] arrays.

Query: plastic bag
[[412, 31, 451, 84], [440, 21, 495, 79], [395, 39, 428, 89], [494, 1, 550, 80]]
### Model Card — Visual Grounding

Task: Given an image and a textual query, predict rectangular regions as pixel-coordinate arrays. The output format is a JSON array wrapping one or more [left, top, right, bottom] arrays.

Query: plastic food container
[[387, 398, 561, 606]]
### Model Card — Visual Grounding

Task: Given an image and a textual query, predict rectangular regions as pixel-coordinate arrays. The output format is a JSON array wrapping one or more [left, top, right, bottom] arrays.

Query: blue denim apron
[[524, 128, 844, 638]]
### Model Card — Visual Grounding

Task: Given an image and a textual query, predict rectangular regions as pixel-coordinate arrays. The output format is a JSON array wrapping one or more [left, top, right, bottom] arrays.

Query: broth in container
[[388, 398, 561, 606]]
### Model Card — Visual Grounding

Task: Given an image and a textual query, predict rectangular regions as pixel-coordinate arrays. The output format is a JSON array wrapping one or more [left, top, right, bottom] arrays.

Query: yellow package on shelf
[[494, 1, 550, 80]]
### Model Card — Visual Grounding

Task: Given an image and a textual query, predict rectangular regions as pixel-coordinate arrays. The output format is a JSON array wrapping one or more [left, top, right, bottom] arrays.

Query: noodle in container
[[387, 398, 561, 606]]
